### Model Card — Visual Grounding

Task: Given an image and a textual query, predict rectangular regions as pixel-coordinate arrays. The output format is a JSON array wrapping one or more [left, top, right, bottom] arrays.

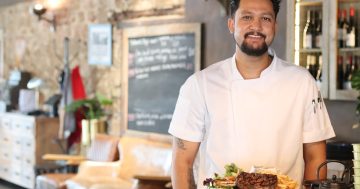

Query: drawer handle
[[4, 153, 8, 157], [15, 156, 20, 160], [4, 168, 8, 172], [16, 141, 21, 145]]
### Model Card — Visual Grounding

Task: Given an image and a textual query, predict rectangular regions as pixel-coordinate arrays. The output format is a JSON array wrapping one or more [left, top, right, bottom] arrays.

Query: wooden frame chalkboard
[[122, 23, 201, 135]]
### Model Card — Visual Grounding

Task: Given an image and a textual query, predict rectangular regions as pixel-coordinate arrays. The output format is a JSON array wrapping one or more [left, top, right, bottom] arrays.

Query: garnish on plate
[[203, 163, 243, 188]]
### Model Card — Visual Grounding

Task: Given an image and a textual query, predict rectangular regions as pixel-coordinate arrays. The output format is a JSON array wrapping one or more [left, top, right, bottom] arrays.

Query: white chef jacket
[[168, 49, 335, 189]]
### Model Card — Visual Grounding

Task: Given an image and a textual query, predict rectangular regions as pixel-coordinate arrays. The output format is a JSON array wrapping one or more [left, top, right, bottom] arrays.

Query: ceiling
[[0, 0, 27, 7]]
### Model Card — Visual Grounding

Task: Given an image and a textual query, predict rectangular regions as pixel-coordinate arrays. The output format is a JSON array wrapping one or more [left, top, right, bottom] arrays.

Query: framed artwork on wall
[[87, 24, 112, 66]]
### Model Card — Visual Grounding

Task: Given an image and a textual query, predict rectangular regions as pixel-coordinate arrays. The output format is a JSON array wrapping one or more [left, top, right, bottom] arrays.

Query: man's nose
[[249, 18, 262, 31]]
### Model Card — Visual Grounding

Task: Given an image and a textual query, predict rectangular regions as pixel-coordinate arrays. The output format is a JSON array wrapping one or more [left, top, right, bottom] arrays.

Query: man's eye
[[263, 17, 272, 22], [242, 16, 252, 20]]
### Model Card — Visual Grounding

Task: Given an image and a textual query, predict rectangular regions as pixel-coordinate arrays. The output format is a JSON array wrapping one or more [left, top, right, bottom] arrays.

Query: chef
[[168, 0, 336, 188]]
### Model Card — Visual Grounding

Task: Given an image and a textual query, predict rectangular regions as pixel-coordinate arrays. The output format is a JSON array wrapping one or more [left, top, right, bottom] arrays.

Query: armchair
[[65, 131, 173, 189], [36, 134, 120, 189]]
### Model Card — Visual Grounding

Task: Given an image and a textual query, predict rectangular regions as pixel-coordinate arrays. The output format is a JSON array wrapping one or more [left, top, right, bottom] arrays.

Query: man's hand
[[171, 137, 200, 189], [303, 141, 327, 180]]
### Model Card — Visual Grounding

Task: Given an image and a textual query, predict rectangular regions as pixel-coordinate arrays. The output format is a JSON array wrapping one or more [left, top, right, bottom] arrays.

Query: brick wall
[[0, 0, 184, 135]]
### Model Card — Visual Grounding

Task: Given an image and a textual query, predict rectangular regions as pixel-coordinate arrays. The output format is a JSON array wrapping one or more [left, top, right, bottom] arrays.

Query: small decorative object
[[88, 24, 112, 66], [66, 94, 113, 148]]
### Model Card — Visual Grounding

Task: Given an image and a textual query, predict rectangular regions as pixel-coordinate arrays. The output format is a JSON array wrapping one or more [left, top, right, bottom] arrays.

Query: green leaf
[[65, 94, 113, 120]]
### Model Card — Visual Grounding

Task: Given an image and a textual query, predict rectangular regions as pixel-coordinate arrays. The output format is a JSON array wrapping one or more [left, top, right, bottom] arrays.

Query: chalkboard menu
[[122, 23, 201, 135]]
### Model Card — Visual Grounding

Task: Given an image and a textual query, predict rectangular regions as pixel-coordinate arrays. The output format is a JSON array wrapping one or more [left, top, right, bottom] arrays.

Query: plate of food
[[203, 164, 297, 189]]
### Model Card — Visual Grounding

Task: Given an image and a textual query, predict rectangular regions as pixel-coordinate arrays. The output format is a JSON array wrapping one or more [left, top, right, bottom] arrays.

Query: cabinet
[[287, 0, 360, 100], [0, 113, 63, 189]]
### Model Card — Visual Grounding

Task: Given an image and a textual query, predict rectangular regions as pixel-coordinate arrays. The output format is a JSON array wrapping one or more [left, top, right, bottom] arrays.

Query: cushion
[[118, 136, 172, 181], [36, 173, 76, 189], [87, 134, 119, 162]]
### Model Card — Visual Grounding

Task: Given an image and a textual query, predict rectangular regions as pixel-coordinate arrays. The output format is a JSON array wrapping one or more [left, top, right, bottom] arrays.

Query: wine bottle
[[337, 55, 344, 89], [338, 9, 348, 48], [303, 10, 313, 49], [316, 54, 322, 81], [346, 6, 356, 48], [316, 54, 323, 89], [306, 54, 317, 79], [315, 11, 322, 48], [343, 55, 353, 90], [342, 10, 349, 48]]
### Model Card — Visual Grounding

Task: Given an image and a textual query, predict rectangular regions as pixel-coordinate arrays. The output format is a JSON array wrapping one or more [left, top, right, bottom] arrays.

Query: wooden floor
[[0, 179, 25, 189]]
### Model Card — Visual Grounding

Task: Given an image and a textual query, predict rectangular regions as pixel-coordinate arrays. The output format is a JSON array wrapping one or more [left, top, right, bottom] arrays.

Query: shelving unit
[[287, 0, 360, 100]]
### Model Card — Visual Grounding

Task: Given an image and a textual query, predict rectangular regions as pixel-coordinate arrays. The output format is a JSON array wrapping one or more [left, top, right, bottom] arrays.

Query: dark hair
[[229, 0, 281, 18]]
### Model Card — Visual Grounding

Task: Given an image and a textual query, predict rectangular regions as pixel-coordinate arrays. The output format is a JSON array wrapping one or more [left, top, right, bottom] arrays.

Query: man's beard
[[236, 32, 269, 56]]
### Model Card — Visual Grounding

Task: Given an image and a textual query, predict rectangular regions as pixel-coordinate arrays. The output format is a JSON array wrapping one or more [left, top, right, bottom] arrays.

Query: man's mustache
[[244, 32, 266, 39]]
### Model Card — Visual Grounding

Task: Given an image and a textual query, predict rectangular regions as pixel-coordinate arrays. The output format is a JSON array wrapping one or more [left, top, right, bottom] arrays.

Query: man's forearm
[[172, 162, 196, 189], [171, 137, 199, 189], [303, 141, 327, 180]]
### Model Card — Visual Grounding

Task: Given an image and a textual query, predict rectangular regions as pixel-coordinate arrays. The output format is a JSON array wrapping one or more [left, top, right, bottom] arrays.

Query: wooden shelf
[[339, 0, 360, 4], [339, 47, 360, 53], [334, 89, 358, 101], [297, 0, 322, 6], [298, 49, 322, 53]]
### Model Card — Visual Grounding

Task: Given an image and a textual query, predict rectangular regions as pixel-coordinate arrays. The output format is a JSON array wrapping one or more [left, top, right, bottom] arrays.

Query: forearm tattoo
[[175, 138, 186, 150], [188, 168, 196, 189]]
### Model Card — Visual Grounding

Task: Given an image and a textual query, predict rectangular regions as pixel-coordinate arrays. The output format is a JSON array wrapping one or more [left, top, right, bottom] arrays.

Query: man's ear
[[228, 17, 234, 34]]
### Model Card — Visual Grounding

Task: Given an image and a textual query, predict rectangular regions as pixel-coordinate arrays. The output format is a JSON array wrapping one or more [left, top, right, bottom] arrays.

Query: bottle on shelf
[[346, 6, 356, 48], [316, 54, 323, 81], [337, 55, 344, 89], [343, 55, 354, 90], [338, 9, 348, 48], [315, 54, 323, 89], [306, 54, 317, 79], [303, 10, 313, 49], [315, 10, 322, 48]]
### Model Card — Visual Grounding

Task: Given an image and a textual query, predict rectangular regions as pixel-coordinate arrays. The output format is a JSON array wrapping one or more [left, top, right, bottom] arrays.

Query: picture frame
[[87, 24, 112, 66]]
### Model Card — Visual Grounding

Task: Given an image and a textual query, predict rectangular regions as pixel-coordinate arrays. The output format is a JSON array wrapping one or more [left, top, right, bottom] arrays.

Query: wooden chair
[[36, 134, 120, 189]]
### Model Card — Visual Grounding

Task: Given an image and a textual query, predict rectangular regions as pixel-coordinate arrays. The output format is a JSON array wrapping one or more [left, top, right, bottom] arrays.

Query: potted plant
[[351, 71, 360, 114], [66, 93, 113, 146]]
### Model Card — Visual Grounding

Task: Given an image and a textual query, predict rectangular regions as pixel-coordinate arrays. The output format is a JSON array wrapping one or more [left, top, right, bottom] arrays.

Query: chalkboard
[[122, 23, 201, 135]]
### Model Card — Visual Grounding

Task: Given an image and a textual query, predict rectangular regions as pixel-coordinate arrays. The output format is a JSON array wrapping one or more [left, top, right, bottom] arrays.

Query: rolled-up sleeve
[[168, 73, 206, 142], [303, 76, 335, 143]]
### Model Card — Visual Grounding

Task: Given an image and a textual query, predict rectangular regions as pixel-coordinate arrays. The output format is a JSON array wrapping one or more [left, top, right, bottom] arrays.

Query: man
[[168, 0, 335, 188]]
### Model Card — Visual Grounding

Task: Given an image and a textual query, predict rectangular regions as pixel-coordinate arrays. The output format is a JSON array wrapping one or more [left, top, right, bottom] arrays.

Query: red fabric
[[71, 66, 86, 100], [68, 66, 87, 148]]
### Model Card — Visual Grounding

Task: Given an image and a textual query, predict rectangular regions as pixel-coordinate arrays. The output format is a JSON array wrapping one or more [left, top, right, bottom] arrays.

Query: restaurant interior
[[0, 0, 360, 189]]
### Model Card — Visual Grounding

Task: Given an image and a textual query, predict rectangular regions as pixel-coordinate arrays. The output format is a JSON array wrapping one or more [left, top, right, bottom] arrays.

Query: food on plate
[[203, 164, 297, 189], [203, 163, 242, 188], [236, 172, 278, 188], [257, 170, 297, 189]]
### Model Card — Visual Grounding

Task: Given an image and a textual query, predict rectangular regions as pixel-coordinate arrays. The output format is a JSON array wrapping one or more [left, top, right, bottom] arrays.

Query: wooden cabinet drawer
[[12, 120, 34, 137], [22, 137, 34, 151], [23, 155, 35, 167], [1, 117, 12, 132], [0, 150, 11, 161], [0, 135, 12, 146]]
